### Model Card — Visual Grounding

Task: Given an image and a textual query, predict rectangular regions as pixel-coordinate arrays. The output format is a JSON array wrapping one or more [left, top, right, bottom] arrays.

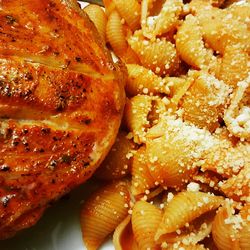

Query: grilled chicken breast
[[0, 0, 125, 239]]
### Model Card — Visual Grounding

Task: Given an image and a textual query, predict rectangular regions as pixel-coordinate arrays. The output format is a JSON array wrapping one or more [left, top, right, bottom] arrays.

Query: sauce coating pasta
[[80, 1, 250, 249]]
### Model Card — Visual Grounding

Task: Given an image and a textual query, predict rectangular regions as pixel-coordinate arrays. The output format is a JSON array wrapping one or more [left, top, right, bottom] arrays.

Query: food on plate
[[112, 0, 141, 31], [80, 180, 130, 250], [132, 200, 162, 249], [113, 215, 137, 250], [106, 10, 128, 57], [0, 0, 125, 239], [83, 4, 107, 42], [94, 131, 133, 180], [81, 0, 250, 249], [212, 203, 250, 249], [155, 191, 223, 242]]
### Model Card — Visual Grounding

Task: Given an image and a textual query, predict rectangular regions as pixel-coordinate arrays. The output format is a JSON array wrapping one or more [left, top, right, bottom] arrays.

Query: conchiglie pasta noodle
[[194, 5, 250, 54], [95, 131, 133, 180], [131, 146, 156, 196], [132, 200, 162, 249], [106, 10, 127, 56], [176, 14, 215, 70], [126, 64, 170, 96], [113, 216, 139, 250], [143, 0, 183, 39], [220, 164, 250, 203], [146, 115, 218, 188], [202, 137, 247, 178], [146, 133, 197, 188], [212, 203, 250, 250], [80, 180, 130, 250], [128, 33, 179, 76], [147, 114, 247, 181], [212, 205, 233, 250], [124, 95, 153, 144], [239, 204, 250, 250], [159, 211, 215, 245], [181, 71, 231, 132], [155, 0, 183, 33], [224, 75, 250, 140], [83, 4, 107, 42], [216, 45, 249, 88], [155, 191, 223, 242], [113, 0, 141, 31]]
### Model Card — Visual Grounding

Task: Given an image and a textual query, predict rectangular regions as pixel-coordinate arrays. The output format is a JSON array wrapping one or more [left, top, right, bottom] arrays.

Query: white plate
[[0, 2, 114, 250]]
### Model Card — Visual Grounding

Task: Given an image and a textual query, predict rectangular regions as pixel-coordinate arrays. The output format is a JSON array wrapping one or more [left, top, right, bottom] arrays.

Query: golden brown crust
[[0, 0, 126, 238]]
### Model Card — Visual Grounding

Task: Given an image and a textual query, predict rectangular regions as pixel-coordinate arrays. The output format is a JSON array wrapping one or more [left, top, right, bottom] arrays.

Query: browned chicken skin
[[0, 0, 125, 239]]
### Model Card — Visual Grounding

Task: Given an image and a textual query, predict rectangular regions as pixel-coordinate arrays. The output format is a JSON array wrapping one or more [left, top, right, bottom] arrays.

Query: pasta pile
[[81, 0, 250, 249]]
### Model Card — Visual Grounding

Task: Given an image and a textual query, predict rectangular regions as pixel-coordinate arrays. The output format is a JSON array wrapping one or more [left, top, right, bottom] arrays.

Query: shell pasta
[[113, 0, 141, 31], [176, 14, 215, 70], [224, 75, 250, 140], [128, 33, 179, 76], [106, 10, 127, 57], [146, 121, 199, 188], [216, 45, 249, 88], [132, 200, 162, 249], [180, 71, 231, 132], [83, 4, 107, 42], [126, 64, 170, 96], [155, 191, 223, 242], [80, 181, 130, 250], [80, 1, 250, 249], [159, 210, 215, 245], [124, 95, 153, 144], [113, 216, 138, 250], [212, 203, 250, 250], [142, 0, 183, 39], [131, 146, 156, 196], [220, 163, 250, 203], [95, 131, 133, 180]]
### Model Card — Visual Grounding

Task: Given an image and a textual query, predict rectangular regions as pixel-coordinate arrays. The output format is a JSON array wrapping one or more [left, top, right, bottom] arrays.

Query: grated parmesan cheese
[[187, 182, 200, 192]]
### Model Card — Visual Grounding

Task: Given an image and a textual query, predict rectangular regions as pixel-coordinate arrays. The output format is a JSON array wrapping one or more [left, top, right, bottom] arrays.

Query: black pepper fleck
[[61, 154, 72, 164], [75, 57, 82, 62], [0, 165, 10, 172], [6, 15, 16, 25]]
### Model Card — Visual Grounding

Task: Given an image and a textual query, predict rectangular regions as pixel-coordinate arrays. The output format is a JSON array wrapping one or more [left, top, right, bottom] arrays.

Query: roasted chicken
[[0, 0, 125, 239]]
